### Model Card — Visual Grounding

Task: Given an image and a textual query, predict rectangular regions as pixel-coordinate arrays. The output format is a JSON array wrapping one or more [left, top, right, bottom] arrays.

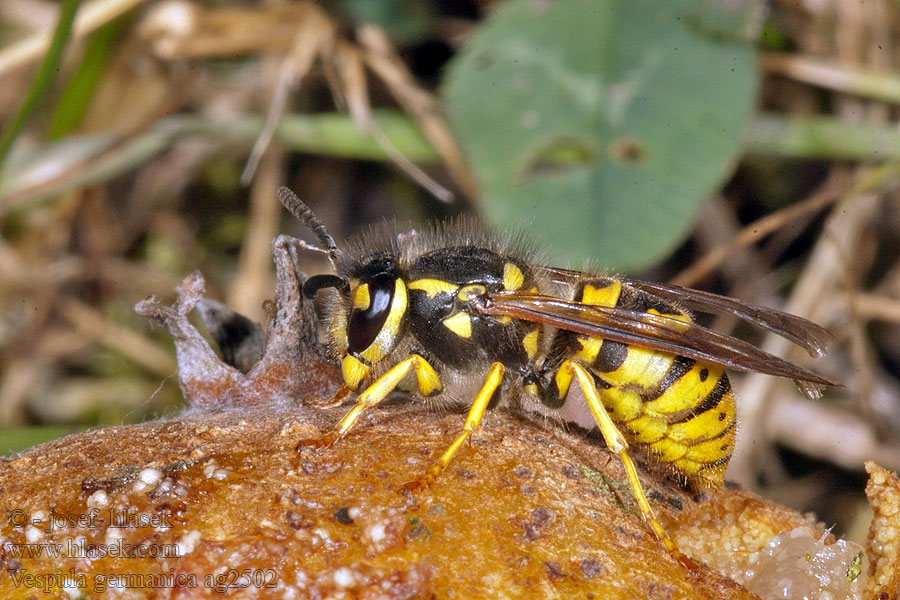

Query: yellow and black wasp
[[278, 187, 838, 559]]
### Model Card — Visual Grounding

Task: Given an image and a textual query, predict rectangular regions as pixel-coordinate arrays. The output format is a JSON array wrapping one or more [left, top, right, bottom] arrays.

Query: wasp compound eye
[[303, 274, 349, 299], [348, 273, 395, 353]]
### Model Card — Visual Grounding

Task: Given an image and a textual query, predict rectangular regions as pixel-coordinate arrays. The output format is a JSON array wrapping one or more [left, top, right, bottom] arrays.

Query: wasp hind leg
[[402, 362, 505, 492], [561, 359, 696, 567], [299, 354, 442, 449]]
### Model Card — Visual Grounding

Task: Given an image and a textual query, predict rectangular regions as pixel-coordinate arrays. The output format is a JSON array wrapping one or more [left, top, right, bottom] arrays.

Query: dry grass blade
[[238, 8, 456, 200], [729, 170, 891, 486], [333, 41, 370, 129], [140, 1, 309, 59], [671, 172, 847, 287], [228, 149, 282, 322], [855, 293, 900, 324], [762, 52, 900, 104], [356, 24, 479, 202], [59, 299, 177, 377], [333, 39, 453, 202], [241, 3, 335, 184]]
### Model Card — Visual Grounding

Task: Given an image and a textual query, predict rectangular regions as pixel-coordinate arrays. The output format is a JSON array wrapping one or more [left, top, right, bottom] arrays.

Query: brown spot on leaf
[[607, 136, 649, 164]]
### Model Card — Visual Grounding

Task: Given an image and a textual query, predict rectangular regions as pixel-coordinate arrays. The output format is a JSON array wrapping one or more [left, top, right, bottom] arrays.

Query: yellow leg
[[564, 359, 686, 561], [402, 362, 505, 492], [303, 354, 442, 448], [309, 384, 352, 408]]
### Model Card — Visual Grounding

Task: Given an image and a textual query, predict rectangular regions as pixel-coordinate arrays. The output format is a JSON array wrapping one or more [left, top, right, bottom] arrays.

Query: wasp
[[278, 187, 838, 559]]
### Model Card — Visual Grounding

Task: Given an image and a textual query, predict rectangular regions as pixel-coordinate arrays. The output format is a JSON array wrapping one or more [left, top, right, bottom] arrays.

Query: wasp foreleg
[[300, 354, 442, 449], [402, 362, 505, 492], [308, 384, 353, 408]]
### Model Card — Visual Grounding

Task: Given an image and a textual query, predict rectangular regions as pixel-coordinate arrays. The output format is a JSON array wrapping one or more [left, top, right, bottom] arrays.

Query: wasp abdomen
[[542, 278, 737, 489]]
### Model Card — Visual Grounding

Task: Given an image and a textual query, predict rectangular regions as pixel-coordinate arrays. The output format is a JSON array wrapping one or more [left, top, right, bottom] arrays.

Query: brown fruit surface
[[864, 462, 900, 600], [1, 403, 830, 600]]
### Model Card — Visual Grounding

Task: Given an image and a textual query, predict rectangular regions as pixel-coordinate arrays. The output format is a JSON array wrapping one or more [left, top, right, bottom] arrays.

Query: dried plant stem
[[368, 121, 453, 202], [356, 24, 479, 201], [228, 148, 283, 322], [671, 174, 846, 287], [60, 299, 177, 377], [761, 52, 900, 103], [728, 165, 900, 486], [240, 3, 334, 185], [331, 40, 452, 202], [855, 293, 900, 324]]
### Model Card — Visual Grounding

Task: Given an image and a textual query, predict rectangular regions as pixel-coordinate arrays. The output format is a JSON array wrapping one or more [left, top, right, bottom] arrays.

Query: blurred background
[[1, 0, 899, 545]]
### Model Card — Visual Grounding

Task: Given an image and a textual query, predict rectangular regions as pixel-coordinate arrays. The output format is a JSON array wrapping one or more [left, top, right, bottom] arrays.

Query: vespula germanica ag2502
[[277, 187, 838, 560]]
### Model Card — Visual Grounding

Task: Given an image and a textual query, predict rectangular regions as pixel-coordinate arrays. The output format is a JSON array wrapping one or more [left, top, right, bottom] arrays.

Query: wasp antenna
[[277, 187, 344, 269]]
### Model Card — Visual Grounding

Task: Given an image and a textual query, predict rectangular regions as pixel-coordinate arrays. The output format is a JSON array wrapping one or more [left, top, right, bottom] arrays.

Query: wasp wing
[[621, 279, 834, 358], [539, 266, 834, 358], [475, 291, 839, 399]]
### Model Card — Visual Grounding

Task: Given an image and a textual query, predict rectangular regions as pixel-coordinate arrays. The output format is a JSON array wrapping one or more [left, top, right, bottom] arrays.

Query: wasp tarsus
[[295, 431, 340, 452]]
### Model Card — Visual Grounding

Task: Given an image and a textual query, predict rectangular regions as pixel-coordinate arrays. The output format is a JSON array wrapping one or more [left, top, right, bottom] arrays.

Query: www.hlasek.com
[[4, 537, 180, 559]]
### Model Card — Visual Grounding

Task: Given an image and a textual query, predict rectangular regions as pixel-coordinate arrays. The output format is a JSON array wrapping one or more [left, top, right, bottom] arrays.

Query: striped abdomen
[[544, 278, 737, 490]]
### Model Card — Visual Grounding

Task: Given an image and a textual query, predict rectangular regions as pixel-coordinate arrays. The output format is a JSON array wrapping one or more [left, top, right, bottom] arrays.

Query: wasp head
[[280, 188, 407, 391]]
